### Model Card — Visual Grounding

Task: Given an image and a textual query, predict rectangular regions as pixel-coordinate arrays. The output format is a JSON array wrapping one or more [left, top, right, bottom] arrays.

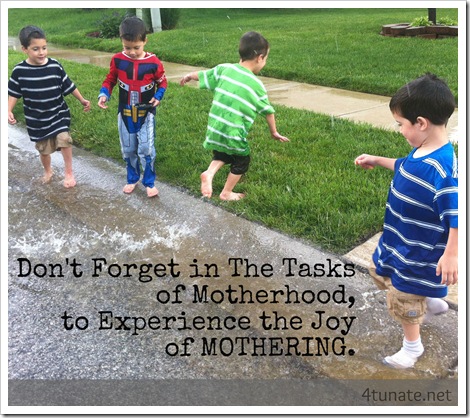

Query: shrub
[[410, 16, 433, 27], [437, 16, 458, 26], [96, 11, 126, 39], [160, 8, 181, 30]]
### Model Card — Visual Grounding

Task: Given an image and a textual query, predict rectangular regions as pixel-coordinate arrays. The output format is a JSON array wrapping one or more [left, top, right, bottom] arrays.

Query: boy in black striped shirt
[[8, 26, 90, 188]]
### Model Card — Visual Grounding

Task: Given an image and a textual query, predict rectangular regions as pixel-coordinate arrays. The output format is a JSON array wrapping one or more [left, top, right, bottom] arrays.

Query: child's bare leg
[[220, 172, 245, 201], [39, 154, 54, 183], [201, 160, 225, 198], [61, 147, 76, 188], [402, 322, 420, 343]]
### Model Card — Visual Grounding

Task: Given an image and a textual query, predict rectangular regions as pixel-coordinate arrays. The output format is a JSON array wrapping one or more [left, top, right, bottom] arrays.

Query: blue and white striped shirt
[[8, 58, 76, 141], [373, 142, 458, 298]]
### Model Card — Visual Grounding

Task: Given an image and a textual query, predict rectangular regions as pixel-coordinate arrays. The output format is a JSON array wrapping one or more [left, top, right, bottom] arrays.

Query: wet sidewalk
[[166, 61, 460, 139]]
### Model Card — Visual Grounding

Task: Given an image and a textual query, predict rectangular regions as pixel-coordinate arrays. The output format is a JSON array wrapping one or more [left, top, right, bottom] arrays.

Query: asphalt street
[[6, 125, 458, 406]]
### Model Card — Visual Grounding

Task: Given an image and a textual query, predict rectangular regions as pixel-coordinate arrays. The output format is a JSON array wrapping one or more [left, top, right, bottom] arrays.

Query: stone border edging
[[381, 23, 458, 38]]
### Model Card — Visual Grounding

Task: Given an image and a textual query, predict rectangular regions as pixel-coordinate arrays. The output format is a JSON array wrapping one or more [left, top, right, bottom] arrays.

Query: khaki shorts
[[35, 131, 73, 155], [369, 264, 426, 325]]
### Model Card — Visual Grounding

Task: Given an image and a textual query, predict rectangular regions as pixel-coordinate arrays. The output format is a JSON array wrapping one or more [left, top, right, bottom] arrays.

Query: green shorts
[[369, 264, 426, 325], [35, 131, 73, 155]]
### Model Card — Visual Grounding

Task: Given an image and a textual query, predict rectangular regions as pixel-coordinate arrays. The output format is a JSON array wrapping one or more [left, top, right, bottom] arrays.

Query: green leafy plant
[[96, 11, 126, 39], [437, 16, 458, 26], [410, 16, 433, 27], [160, 8, 181, 30]]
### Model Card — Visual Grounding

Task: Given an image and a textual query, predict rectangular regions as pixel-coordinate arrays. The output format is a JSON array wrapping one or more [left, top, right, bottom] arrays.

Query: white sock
[[403, 337, 424, 357], [426, 297, 449, 315], [383, 338, 424, 369]]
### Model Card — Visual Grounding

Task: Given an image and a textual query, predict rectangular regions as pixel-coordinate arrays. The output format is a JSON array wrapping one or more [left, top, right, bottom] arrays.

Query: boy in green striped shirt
[[180, 31, 289, 201]]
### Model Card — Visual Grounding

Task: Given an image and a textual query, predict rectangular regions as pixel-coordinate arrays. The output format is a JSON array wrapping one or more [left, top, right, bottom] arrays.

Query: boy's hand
[[354, 154, 375, 170], [436, 252, 458, 285], [180, 72, 198, 86], [8, 111, 17, 125], [180, 74, 191, 86], [82, 99, 91, 112], [437, 227, 458, 285], [98, 96, 108, 109], [271, 131, 289, 142], [149, 98, 160, 107]]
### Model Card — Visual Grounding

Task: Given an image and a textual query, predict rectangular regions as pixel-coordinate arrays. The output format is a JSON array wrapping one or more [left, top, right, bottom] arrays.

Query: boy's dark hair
[[119, 16, 147, 42], [389, 73, 455, 126], [239, 31, 269, 61], [19, 25, 46, 48]]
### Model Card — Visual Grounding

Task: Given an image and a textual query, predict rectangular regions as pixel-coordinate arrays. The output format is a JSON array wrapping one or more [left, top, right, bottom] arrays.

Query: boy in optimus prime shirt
[[98, 16, 167, 197]]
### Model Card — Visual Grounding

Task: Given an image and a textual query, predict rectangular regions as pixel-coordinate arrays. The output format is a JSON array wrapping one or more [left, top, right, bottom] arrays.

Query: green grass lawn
[[7, 7, 459, 254], [8, 7, 458, 100]]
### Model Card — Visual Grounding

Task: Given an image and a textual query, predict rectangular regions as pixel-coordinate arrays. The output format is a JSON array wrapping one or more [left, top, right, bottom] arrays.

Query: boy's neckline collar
[[25, 57, 49, 66], [122, 51, 149, 60], [411, 141, 451, 159]]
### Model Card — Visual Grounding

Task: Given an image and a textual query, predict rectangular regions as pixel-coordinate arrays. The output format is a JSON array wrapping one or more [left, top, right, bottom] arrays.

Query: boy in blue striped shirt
[[8, 26, 90, 188], [355, 74, 458, 369]]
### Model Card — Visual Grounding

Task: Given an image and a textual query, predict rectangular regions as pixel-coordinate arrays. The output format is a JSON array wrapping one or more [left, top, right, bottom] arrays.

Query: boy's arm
[[436, 227, 458, 285], [98, 57, 118, 109], [71, 88, 91, 112], [8, 96, 18, 124], [266, 113, 289, 142], [180, 71, 199, 86], [355, 154, 397, 171], [150, 62, 168, 107]]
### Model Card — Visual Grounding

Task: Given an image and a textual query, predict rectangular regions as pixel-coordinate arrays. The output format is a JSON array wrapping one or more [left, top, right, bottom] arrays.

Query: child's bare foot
[[123, 183, 137, 194], [146, 186, 159, 198], [42, 170, 54, 184], [220, 192, 245, 201], [200, 171, 213, 198], [63, 175, 76, 188]]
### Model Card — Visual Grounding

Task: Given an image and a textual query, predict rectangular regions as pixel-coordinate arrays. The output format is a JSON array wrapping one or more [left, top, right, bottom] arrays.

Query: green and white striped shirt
[[198, 63, 275, 156]]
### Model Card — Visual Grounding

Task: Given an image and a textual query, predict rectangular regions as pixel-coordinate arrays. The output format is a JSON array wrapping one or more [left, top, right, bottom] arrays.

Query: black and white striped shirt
[[8, 58, 76, 141]]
